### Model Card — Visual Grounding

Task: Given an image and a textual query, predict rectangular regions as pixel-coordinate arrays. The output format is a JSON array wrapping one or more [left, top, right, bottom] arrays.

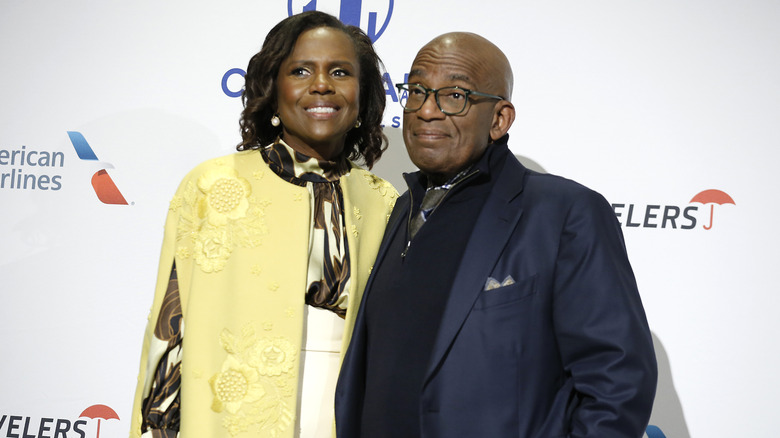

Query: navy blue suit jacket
[[336, 150, 657, 438]]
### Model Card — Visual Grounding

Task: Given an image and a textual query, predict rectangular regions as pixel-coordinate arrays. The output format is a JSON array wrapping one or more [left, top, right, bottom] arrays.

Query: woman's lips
[[306, 106, 338, 114], [305, 104, 340, 119]]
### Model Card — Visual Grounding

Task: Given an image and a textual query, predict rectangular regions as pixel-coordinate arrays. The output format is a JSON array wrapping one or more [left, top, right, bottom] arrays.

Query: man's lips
[[413, 130, 450, 139]]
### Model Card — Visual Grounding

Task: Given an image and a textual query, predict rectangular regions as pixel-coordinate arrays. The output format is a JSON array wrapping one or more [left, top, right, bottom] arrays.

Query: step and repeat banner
[[2, 1, 778, 437]]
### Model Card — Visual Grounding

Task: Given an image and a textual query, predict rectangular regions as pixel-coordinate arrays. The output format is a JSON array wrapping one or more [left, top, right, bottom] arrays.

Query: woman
[[130, 11, 397, 438]]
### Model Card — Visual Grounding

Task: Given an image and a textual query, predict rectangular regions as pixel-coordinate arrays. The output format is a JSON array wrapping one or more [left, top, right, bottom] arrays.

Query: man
[[335, 32, 657, 438]]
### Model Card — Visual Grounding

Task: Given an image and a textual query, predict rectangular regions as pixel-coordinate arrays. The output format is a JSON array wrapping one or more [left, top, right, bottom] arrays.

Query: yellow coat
[[131, 150, 397, 437]]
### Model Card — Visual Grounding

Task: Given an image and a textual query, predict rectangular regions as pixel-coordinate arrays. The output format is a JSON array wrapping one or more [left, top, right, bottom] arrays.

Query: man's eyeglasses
[[395, 83, 505, 115]]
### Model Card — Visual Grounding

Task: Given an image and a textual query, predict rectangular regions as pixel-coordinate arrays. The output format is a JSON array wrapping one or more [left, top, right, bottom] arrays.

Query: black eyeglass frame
[[395, 83, 506, 115]]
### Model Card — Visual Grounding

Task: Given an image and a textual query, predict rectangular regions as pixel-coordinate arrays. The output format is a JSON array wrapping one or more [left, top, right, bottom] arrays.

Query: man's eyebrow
[[408, 68, 425, 78]]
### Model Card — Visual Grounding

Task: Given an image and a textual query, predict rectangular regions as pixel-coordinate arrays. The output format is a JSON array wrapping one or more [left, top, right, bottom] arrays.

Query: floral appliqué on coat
[[171, 166, 271, 273], [210, 324, 297, 436]]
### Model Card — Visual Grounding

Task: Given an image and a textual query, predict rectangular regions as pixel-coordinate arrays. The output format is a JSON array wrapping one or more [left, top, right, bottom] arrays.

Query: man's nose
[[416, 92, 445, 119]]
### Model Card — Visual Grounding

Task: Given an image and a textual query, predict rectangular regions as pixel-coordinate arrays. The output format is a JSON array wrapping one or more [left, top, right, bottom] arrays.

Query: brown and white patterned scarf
[[261, 139, 352, 317]]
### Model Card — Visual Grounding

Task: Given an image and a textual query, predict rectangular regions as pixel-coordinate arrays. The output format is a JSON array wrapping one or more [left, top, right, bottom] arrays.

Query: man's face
[[402, 40, 499, 184]]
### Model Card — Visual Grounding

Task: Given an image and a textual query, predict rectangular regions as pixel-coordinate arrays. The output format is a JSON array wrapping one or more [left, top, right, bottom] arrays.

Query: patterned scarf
[[261, 139, 352, 317]]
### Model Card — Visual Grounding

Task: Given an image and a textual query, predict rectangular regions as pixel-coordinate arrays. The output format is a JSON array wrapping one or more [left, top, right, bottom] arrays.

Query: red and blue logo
[[67, 131, 128, 205]]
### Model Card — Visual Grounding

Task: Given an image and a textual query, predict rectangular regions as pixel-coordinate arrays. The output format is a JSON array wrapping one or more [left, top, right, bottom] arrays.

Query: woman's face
[[275, 27, 360, 161]]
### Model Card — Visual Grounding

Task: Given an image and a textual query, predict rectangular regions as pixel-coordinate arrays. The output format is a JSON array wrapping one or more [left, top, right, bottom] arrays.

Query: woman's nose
[[310, 72, 334, 94]]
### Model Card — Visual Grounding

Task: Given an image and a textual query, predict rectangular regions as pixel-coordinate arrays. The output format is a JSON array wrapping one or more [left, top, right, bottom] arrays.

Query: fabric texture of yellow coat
[[130, 149, 397, 437]]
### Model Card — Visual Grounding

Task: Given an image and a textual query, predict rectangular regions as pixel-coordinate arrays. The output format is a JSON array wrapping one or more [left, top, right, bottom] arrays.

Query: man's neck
[[424, 165, 476, 189]]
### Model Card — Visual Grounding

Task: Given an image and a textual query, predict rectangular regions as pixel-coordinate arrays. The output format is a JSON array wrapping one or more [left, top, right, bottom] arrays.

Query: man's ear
[[489, 100, 516, 141]]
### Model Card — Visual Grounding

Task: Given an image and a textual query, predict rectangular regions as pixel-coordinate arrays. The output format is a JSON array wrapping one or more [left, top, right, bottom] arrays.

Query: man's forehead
[[408, 66, 476, 85], [406, 32, 512, 96], [408, 51, 485, 88]]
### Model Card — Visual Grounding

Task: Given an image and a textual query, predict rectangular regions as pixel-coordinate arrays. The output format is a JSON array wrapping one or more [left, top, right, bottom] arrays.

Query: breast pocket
[[473, 274, 537, 310]]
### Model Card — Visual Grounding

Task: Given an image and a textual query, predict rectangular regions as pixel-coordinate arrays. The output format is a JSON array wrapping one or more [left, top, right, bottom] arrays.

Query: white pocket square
[[484, 275, 516, 291]]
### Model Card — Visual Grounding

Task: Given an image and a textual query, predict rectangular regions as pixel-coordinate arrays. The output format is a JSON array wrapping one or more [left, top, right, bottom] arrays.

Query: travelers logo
[[79, 404, 120, 438], [288, 0, 394, 42], [689, 189, 735, 230], [612, 189, 735, 230], [0, 404, 118, 438], [67, 131, 129, 205]]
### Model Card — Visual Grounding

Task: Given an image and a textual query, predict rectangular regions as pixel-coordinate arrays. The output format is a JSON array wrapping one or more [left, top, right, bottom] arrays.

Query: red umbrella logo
[[79, 404, 120, 438], [690, 189, 735, 230]]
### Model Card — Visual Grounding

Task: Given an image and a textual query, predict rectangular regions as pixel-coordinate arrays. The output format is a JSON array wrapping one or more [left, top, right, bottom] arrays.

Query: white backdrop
[[2, 1, 779, 437]]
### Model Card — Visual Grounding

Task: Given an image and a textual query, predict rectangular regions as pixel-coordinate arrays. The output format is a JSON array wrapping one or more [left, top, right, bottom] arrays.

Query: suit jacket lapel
[[424, 156, 528, 385], [372, 188, 409, 280], [343, 186, 409, 349], [336, 188, 409, 426]]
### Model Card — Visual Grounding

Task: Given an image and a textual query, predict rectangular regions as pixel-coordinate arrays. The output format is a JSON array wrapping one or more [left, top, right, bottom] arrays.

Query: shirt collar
[[262, 138, 350, 183], [405, 134, 511, 192]]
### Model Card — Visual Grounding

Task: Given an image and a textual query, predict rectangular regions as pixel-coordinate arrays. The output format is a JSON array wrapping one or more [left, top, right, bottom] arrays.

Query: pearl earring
[[271, 115, 281, 127]]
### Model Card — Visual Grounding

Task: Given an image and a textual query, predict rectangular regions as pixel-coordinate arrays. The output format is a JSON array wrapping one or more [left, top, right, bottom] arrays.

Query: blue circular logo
[[221, 68, 245, 98], [287, 0, 394, 42], [645, 425, 667, 438]]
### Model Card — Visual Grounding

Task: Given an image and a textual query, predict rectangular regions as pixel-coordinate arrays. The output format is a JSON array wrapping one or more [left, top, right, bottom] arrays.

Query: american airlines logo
[[68, 131, 129, 205]]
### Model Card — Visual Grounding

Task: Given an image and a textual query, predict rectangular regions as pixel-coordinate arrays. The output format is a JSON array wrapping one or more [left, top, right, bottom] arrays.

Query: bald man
[[335, 32, 657, 438]]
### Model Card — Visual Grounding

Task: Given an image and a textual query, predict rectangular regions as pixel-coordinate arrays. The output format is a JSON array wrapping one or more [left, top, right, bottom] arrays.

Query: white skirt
[[296, 306, 345, 438]]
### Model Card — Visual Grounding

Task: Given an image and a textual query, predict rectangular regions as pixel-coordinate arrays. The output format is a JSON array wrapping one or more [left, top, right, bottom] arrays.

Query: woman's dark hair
[[238, 11, 387, 169]]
